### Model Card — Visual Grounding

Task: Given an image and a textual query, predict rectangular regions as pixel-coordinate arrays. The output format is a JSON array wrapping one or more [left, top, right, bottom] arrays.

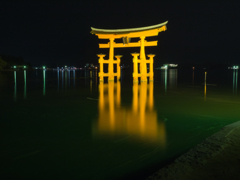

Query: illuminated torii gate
[[91, 21, 168, 82]]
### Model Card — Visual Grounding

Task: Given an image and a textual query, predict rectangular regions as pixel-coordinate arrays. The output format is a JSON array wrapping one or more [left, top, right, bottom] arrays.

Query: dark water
[[0, 68, 239, 179]]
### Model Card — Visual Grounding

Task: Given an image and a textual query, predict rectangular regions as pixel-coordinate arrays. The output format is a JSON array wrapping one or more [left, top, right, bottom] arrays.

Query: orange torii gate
[[91, 21, 168, 82]]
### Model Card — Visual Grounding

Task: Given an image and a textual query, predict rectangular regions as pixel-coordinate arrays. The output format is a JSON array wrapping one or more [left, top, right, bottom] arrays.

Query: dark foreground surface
[[147, 121, 240, 180]]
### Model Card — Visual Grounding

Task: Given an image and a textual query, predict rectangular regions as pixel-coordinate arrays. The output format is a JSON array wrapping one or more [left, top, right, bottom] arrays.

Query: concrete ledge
[[147, 120, 240, 180]]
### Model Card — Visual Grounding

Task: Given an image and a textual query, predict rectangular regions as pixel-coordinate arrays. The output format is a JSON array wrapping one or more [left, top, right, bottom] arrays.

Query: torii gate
[[91, 21, 168, 82]]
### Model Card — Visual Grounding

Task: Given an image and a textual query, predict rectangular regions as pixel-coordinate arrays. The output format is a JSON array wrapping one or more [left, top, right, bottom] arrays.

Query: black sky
[[0, 1, 239, 67]]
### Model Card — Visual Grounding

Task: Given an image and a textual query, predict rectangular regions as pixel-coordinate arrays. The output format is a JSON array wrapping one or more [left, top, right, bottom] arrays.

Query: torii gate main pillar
[[140, 36, 147, 82], [108, 38, 115, 81]]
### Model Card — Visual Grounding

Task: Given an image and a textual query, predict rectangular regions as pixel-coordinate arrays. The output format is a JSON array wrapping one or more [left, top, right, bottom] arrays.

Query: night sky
[[0, 1, 239, 67]]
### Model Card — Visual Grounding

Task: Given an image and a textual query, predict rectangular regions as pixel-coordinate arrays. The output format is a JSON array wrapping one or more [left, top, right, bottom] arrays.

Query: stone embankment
[[147, 121, 240, 180]]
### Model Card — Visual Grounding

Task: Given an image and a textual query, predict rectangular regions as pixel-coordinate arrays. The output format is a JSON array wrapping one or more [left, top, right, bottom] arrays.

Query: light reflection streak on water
[[14, 71, 17, 101], [236, 70, 238, 93], [73, 70, 75, 87], [204, 72, 207, 101], [192, 69, 194, 86], [169, 69, 178, 88], [233, 69, 238, 94], [94, 81, 166, 145], [62, 70, 64, 90], [84, 70, 87, 84], [43, 70, 46, 96], [57, 70, 59, 91], [176, 69, 178, 87], [90, 71, 93, 92], [95, 72, 98, 87], [24, 70, 26, 99], [93, 70, 98, 87], [68, 70, 70, 87], [90, 70, 92, 78], [90, 79, 92, 93], [65, 70, 67, 89], [233, 70, 235, 91], [165, 69, 167, 92]]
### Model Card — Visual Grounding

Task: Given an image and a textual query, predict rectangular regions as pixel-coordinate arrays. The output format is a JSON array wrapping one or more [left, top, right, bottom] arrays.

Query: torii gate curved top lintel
[[91, 21, 168, 82]]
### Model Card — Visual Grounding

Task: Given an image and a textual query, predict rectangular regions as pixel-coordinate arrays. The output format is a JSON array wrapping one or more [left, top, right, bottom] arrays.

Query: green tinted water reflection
[[0, 69, 239, 179], [14, 71, 17, 101], [233, 69, 238, 93], [43, 70, 46, 96], [24, 70, 26, 99]]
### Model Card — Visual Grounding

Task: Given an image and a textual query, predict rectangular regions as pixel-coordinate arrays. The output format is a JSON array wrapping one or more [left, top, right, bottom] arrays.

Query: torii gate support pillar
[[147, 54, 155, 81], [97, 54, 106, 82], [132, 53, 140, 83]]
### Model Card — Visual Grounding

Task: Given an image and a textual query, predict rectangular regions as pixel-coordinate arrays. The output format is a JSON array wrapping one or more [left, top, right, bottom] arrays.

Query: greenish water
[[0, 69, 239, 179]]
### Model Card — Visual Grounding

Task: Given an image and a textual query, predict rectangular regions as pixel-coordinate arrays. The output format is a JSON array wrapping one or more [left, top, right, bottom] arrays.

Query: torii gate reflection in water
[[91, 21, 168, 82], [93, 81, 166, 145]]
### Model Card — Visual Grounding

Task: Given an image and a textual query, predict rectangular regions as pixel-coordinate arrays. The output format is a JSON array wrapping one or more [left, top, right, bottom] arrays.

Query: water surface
[[0, 68, 239, 179]]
